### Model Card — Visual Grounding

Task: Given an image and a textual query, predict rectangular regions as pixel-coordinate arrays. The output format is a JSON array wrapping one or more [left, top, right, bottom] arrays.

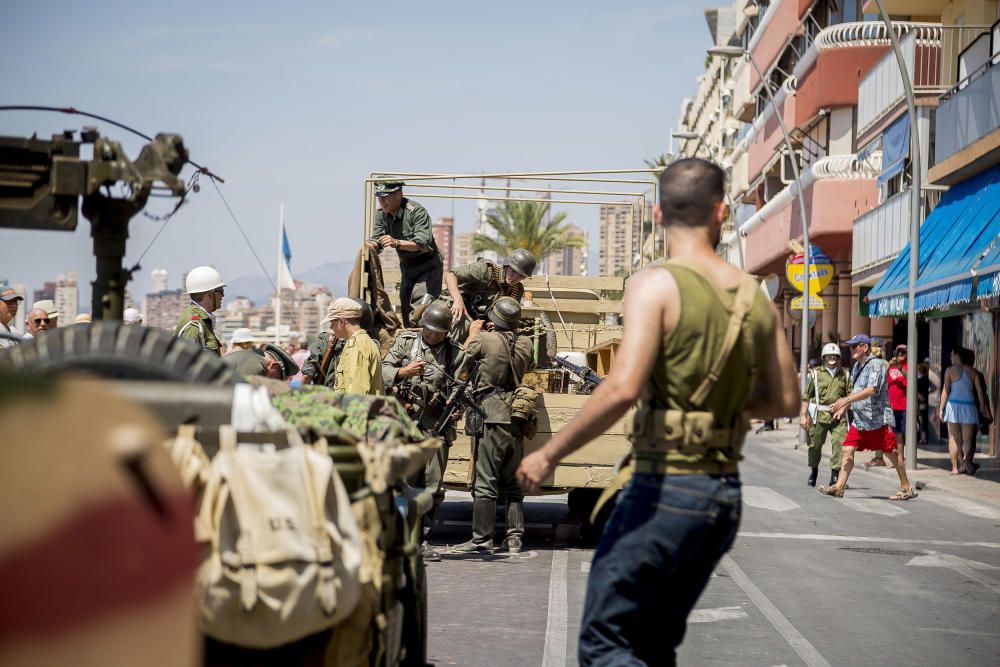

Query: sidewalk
[[753, 422, 1000, 505]]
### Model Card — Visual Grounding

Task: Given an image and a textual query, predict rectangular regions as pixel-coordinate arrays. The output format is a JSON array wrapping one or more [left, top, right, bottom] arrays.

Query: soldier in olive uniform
[[443, 248, 536, 342], [224, 342, 300, 382], [325, 297, 383, 395], [382, 302, 463, 561], [302, 299, 375, 387], [174, 265, 225, 355], [366, 181, 443, 328], [801, 343, 850, 487], [451, 297, 535, 554]]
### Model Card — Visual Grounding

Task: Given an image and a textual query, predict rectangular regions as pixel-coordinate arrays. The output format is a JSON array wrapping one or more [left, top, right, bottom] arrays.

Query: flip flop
[[889, 486, 918, 501]]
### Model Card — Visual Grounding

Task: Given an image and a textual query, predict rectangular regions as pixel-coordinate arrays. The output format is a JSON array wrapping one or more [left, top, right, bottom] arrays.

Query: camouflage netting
[[248, 379, 440, 493]]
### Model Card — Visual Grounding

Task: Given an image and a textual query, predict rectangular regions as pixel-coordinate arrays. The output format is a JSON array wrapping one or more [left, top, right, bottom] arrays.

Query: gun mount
[[0, 128, 188, 320]]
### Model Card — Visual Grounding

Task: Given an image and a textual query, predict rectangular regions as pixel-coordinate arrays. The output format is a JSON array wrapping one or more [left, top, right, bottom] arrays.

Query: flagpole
[[275, 203, 284, 345]]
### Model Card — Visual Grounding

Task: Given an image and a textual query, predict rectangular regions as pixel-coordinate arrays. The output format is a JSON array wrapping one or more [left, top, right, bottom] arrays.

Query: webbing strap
[[218, 426, 259, 612]]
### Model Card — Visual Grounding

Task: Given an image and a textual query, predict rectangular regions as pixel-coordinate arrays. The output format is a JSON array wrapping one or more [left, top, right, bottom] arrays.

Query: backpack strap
[[292, 429, 338, 615], [663, 260, 758, 409], [217, 425, 260, 612]]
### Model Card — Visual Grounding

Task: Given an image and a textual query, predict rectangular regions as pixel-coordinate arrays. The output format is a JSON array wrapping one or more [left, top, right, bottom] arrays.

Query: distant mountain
[[226, 259, 355, 306]]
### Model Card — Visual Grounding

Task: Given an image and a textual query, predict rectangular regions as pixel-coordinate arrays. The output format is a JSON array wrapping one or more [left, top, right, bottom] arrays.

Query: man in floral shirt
[[818, 334, 917, 500]]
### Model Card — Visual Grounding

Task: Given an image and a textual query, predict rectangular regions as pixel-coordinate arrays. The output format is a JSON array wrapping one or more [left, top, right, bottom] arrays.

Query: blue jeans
[[578, 473, 742, 666]]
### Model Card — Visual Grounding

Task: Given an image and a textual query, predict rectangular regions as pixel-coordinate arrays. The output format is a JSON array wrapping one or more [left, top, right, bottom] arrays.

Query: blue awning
[[868, 163, 1000, 317], [976, 237, 1000, 299], [878, 115, 910, 185]]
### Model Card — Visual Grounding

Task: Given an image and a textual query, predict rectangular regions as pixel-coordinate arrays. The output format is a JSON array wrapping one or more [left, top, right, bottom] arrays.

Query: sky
[[1, 0, 722, 310]]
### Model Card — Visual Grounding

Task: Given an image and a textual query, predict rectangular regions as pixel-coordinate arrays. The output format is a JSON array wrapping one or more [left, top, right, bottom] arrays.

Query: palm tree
[[643, 153, 675, 171], [472, 200, 584, 259]]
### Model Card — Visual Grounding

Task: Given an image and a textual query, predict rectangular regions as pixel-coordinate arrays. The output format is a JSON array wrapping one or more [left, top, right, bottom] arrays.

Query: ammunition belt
[[631, 458, 740, 476], [630, 407, 748, 460]]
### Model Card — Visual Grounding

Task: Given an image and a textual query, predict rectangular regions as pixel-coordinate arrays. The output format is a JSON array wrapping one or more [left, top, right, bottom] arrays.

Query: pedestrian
[[287, 336, 310, 385], [24, 307, 54, 338], [123, 307, 143, 325], [801, 343, 849, 487], [819, 334, 917, 499], [223, 341, 299, 381], [0, 283, 24, 349], [443, 248, 536, 340], [452, 296, 535, 555], [917, 362, 930, 444], [926, 357, 942, 442], [382, 302, 464, 561], [174, 265, 225, 355], [366, 181, 443, 327], [959, 347, 993, 470], [884, 344, 908, 461], [517, 158, 799, 665], [325, 297, 383, 395], [941, 347, 992, 475], [865, 341, 890, 467], [31, 299, 59, 329]]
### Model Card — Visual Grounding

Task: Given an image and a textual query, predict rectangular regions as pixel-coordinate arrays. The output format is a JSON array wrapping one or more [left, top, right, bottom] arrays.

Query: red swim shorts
[[842, 424, 897, 452]]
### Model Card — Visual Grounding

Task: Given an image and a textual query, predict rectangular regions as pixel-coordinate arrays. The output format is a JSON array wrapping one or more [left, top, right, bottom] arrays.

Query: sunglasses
[[31, 317, 53, 325]]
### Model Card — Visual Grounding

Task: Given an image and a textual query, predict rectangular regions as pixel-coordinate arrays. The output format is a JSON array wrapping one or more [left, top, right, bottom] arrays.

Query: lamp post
[[874, 0, 920, 470], [709, 45, 812, 449]]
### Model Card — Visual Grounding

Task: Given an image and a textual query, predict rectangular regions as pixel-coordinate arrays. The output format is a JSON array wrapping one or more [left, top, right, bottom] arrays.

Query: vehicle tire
[[575, 489, 616, 546], [0, 322, 235, 384], [567, 487, 601, 518], [538, 311, 558, 359]]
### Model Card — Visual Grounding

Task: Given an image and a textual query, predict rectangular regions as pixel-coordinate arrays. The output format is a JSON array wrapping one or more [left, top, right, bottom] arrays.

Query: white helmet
[[122, 307, 142, 324], [230, 327, 255, 344], [185, 266, 226, 294], [822, 343, 841, 358]]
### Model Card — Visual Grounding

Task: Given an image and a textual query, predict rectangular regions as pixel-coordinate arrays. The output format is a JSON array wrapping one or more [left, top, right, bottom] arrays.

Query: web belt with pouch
[[590, 261, 759, 522]]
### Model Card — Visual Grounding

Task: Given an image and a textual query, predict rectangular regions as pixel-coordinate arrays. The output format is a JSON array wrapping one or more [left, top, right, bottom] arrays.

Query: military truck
[[358, 169, 664, 533]]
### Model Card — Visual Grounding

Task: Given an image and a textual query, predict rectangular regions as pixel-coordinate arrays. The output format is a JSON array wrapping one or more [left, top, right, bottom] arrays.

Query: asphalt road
[[425, 431, 1000, 667]]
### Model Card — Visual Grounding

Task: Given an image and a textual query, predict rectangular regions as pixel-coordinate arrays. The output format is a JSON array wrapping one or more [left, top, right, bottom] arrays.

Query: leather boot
[[829, 469, 840, 486], [451, 498, 495, 553], [504, 501, 525, 554], [807, 467, 818, 487]]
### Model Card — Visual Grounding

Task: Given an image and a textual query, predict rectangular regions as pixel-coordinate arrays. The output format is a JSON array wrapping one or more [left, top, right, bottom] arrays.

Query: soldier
[[800, 343, 849, 487], [517, 158, 799, 664], [366, 181, 443, 327], [382, 301, 463, 561], [224, 342, 300, 381], [443, 248, 536, 341], [302, 299, 375, 387], [325, 297, 383, 395], [451, 296, 535, 555], [174, 265, 225, 355]]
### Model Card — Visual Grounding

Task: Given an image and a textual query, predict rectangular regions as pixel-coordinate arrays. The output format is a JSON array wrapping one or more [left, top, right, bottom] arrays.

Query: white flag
[[277, 221, 295, 291]]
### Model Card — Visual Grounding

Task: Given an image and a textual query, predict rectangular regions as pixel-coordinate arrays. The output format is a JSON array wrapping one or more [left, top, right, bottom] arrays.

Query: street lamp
[[709, 44, 812, 449], [672, 131, 716, 159], [874, 0, 921, 470]]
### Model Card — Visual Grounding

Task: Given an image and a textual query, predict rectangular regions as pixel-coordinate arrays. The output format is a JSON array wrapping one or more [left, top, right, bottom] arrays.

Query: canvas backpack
[[195, 425, 363, 648]]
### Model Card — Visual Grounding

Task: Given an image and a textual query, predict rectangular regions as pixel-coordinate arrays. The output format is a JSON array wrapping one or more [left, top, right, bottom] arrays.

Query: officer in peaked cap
[[366, 180, 443, 328], [223, 341, 300, 381]]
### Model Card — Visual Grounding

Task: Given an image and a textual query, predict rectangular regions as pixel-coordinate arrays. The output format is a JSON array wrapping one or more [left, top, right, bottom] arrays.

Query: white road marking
[[739, 532, 1000, 549], [581, 561, 591, 574], [841, 499, 910, 516], [917, 493, 1000, 521], [907, 551, 1000, 595], [742, 486, 800, 512], [688, 605, 749, 623], [721, 556, 831, 667], [542, 550, 569, 667]]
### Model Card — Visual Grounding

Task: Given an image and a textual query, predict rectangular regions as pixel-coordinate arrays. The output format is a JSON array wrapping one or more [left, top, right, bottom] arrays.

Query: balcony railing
[[857, 24, 992, 135], [936, 50, 1000, 164], [852, 190, 911, 274]]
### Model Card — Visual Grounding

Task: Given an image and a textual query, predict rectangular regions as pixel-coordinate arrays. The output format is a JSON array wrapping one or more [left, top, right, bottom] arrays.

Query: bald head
[[658, 157, 726, 229], [27, 308, 52, 335]]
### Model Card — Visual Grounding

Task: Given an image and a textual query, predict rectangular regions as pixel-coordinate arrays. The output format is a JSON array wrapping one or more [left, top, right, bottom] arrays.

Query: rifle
[[429, 359, 486, 438], [553, 355, 603, 395]]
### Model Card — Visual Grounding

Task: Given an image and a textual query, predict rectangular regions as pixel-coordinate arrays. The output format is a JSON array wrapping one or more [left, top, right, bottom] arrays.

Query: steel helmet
[[488, 296, 522, 330], [419, 301, 453, 333], [821, 343, 841, 358], [506, 248, 537, 278], [185, 266, 225, 294]]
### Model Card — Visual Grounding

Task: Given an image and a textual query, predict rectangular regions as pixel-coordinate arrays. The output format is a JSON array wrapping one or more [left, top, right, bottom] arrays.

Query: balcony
[[741, 156, 881, 274], [852, 191, 911, 283], [932, 60, 1000, 184]]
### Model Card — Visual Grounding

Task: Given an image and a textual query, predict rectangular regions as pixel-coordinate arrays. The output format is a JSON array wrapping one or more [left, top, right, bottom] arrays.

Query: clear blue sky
[[1, 0, 721, 308]]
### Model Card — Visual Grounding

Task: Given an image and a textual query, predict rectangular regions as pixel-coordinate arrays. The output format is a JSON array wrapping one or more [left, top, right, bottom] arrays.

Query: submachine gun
[[0, 128, 189, 320], [553, 354, 603, 395], [431, 360, 486, 438]]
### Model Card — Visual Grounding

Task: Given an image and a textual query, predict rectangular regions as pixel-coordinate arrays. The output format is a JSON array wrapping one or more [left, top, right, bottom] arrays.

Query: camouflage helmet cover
[[505, 248, 537, 277], [488, 296, 522, 330], [419, 301, 453, 333]]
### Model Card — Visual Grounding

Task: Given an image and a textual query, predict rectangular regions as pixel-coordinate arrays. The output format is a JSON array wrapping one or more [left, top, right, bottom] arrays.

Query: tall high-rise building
[[598, 205, 637, 276], [453, 232, 475, 269], [151, 268, 168, 293], [542, 224, 587, 276], [433, 217, 455, 271], [33, 282, 56, 306], [54, 273, 79, 321], [145, 289, 187, 330]]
